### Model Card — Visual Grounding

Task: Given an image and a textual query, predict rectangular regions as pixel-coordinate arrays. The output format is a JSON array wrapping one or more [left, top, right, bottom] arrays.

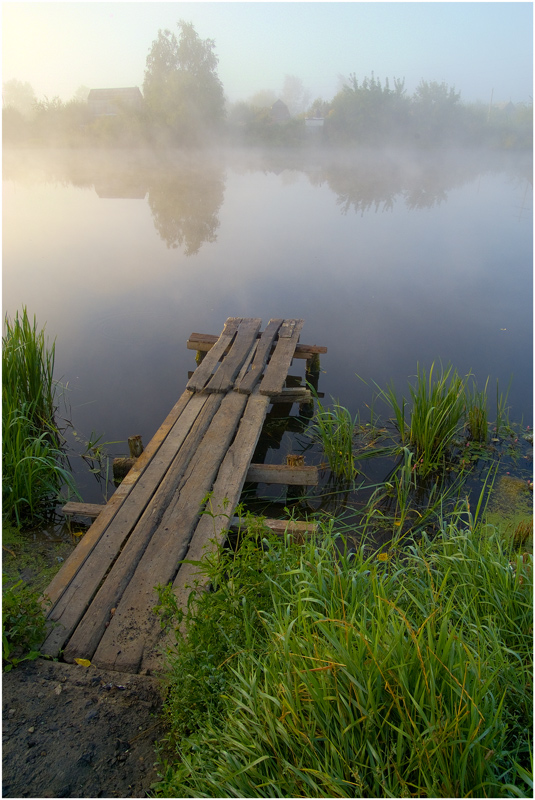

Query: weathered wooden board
[[186, 317, 241, 393], [61, 502, 105, 519], [230, 516, 318, 536], [259, 319, 304, 396], [60, 393, 225, 664], [235, 319, 283, 394], [204, 318, 261, 393], [245, 463, 318, 485], [141, 391, 271, 674], [41, 389, 196, 612], [90, 391, 249, 673], [187, 332, 327, 359], [42, 393, 220, 657], [42, 317, 322, 675], [269, 389, 313, 404]]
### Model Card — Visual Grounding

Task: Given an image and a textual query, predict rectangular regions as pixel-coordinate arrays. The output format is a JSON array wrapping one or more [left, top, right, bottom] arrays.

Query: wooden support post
[[128, 435, 144, 459], [113, 435, 144, 482]]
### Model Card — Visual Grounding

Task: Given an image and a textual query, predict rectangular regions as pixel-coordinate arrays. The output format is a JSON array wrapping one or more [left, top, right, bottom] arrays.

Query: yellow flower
[[377, 552, 389, 562]]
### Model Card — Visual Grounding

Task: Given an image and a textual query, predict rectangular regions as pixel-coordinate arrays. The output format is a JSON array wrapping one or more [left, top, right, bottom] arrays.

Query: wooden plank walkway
[[41, 318, 325, 675]]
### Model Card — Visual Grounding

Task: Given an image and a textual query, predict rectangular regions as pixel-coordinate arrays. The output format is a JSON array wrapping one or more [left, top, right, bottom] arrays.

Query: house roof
[[270, 99, 291, 122]]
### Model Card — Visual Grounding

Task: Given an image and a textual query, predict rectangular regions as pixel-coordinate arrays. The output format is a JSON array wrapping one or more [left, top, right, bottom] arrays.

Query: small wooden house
[[88, 87, 144, 117]]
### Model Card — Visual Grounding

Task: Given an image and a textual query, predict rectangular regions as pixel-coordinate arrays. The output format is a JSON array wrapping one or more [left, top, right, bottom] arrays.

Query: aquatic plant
[[465, 376, 489, 442], [2, 308, 77, 525], [310, 398, 358, 481]]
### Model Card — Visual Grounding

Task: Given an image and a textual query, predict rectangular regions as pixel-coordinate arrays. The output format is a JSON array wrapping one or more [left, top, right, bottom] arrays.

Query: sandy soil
[[2, 658, 168, 798]]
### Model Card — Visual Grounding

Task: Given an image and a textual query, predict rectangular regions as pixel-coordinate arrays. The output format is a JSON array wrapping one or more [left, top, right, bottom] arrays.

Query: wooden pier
[[41, 318, 326, 675]]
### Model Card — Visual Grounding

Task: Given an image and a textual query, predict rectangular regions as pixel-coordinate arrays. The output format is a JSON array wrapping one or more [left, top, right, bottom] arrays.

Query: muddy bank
[[2, 658, 167, 798]]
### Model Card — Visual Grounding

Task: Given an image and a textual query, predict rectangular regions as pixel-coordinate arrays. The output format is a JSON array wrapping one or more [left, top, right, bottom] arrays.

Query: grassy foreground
[[154, 514, 532, 798]]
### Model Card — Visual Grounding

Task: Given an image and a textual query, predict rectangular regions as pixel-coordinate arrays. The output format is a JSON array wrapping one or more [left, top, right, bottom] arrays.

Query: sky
[[2, 2, 533, 107]]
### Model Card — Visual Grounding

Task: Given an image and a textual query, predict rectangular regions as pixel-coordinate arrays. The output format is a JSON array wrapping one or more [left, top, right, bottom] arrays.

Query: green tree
[[2, 79, 37, 118], [329, 72, 408, 144], [411, 80, 462, 144], [143, 20, 225, 144]]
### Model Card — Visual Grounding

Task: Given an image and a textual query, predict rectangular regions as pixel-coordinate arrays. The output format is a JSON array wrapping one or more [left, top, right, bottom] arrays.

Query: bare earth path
[[2, 658, 166, 798]]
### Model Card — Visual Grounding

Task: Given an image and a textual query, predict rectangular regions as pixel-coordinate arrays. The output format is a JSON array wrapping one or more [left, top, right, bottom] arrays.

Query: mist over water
[[3, 146, 532, 502]]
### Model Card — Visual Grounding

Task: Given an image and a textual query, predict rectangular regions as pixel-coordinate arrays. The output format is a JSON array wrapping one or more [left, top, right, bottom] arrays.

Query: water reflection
[[147, 163, 225, 255], [4, 147, 531, 250]]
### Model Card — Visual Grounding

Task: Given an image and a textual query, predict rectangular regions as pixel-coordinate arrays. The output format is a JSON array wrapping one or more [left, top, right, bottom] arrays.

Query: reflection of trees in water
[[316, 153, 477, 215], [147, 166, 225, 255], [244, 148, 530, 215], [4, 147, 531, 234]]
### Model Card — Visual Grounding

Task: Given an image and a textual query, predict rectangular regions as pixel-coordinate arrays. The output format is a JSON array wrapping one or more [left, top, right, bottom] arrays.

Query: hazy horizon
[[2, 2, 533, 109]]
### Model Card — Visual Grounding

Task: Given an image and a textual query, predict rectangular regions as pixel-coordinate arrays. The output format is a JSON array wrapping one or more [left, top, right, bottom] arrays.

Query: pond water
[[3, 146, 533, 511]]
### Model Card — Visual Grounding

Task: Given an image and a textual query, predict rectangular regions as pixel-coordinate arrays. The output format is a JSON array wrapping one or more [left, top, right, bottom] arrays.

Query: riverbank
[[2, 658, 165, 798]]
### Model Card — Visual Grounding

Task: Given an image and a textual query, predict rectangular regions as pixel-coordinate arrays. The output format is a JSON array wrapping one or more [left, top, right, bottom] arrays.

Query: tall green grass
[[2, 308, 76, 525], [155, 518, 532, 798], [310, 398, 358, 481]]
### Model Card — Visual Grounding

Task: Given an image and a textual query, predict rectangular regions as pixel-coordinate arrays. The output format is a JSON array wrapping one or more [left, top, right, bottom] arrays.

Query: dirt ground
[[2, 658, 168, 798]]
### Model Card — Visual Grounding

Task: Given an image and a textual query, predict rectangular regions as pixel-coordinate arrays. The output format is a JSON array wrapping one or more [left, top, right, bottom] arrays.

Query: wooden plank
[[42, 392, 219, 658], [235, 319, 283, 394], [204, 318, 261, 393], [141, 391, 272, 675], [245, 463, 318, 485], [186, 317, 241, 393], [269, 389, 313, 404], [90, 391, 249, 673], [230, 516, 318, 535], [41, 389, 195, 612], [62, 502, 105, 519], [259, 319, 304, 396], [187, 332, 327, 359]]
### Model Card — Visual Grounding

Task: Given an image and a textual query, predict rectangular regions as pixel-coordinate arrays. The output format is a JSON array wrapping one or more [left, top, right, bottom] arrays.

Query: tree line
[[2, 20, 532, 150]]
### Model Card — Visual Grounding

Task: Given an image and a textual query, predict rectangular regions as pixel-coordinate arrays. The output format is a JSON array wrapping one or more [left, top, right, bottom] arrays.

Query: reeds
[[156, 520, 532, 798], [465, 376, 489, 442], [2, 308, 76, 524], [311, 398, 358, 481]]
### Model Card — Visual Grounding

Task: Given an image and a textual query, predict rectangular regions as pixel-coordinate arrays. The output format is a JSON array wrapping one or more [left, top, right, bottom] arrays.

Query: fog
[[2, 2, 532, 106], [2, 2, 533, 504]]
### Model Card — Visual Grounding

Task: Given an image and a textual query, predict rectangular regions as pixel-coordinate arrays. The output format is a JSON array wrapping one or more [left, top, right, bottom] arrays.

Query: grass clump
[[377, 363, 467, 476], [2, 308, 76, 525], [154, 519, 532, 798], [310, 398, 358, 480]]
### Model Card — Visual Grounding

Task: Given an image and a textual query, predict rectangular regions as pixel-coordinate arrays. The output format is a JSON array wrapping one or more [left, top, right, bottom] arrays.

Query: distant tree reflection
[[147, 163, 225, 255]]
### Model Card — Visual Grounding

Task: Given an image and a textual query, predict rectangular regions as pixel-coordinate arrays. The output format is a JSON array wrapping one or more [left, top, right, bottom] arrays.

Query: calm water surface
[[3, 147, 532, 504]]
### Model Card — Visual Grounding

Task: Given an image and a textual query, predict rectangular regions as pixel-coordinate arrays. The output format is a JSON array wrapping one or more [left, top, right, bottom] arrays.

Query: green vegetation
[[310, 398, 358, 480], [2, 18, 531, 150], [154, 515, 532, 797], [2, 577, 48, 672], [2, 308, 76, 525]]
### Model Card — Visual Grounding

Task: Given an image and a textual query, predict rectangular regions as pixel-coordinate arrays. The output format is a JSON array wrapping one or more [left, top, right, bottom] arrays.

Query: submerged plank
[[245, 463, 318, 485], [91, 391, 249, 673]]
